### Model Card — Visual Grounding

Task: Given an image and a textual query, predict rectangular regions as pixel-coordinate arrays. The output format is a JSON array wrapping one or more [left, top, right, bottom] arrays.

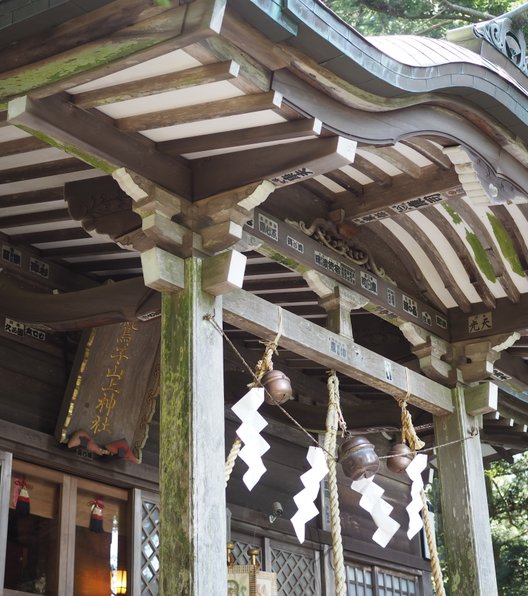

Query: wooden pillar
[[434, 386, 498, 595], [159, 257, 226, 595]]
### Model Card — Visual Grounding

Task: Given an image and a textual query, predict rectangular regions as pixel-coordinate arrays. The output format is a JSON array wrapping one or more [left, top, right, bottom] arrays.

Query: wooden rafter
[[401, 138, 452, 169], [395, 215, 472, 313], [368, 220, 449, 313], [159, 118, 322, 156], [72, 60, 241, 109], [448, 197, 520, 303], [7, 94, 192, 199], [0, 136, 48, 156], [0, 158, 91, 185], [115, 91, 283, 132], [0, 1, 224, 106], [0, 187, 64, 208], [361, 146, 423, 179], [0, 208, 71, 229], [420, 205, 497, 310]]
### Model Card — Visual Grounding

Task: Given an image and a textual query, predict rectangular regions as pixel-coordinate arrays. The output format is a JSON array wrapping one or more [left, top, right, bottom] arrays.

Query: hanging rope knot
[[399, 398, 425, 451]]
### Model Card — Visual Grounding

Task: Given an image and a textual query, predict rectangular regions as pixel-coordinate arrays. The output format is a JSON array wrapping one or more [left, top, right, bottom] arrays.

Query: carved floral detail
[[287, 217, 395, 284]]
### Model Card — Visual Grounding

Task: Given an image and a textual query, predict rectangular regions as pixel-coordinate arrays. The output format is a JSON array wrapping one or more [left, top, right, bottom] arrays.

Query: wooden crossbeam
[[191, 135, 356, 200], [72, 61, 241, 109], [332, 168, 462, 223], [7, 94, 191, 199], [222, 289, 453, 415], [115, 91, 283, 132]]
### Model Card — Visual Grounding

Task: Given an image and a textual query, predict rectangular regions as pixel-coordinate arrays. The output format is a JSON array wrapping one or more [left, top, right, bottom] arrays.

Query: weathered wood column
[[434, 386, 498, 596], [160, 257, 226, 595]]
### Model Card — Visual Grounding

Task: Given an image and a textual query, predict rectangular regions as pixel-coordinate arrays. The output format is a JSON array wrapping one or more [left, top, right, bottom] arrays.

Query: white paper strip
[[351, 476, 400, 548], [405, 453, 428, 539], [231, 387, 270, 491], [291, 446, 328, 543]]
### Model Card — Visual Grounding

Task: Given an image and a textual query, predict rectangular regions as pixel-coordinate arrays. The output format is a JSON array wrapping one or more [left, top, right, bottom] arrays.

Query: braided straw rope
[[399, 384, 445, 596], [325, 372, 347, 596], [225, 438, 242, 487], [421, 489, 446, 596]]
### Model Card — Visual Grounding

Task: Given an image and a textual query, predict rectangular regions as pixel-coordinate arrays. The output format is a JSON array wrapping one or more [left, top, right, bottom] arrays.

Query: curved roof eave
[[228, 0, 528, 143]]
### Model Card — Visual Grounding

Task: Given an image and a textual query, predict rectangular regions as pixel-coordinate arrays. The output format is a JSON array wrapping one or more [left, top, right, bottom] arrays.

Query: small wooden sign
[[55, 318, 160, 463]]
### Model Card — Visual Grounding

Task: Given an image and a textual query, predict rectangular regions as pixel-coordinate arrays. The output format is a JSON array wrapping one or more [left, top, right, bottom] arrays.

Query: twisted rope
[[421, 489, 446, 596], [399, 370, 444, 595], [224, 310, 283, 486], [399, 398, 425, 451], [324, 371, 347, 596], [225, 438, 242, 487]]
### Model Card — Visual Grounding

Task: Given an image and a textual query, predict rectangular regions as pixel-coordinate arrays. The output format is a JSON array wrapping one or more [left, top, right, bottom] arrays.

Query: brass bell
[[338, 435, 379, 481], [386, 442, 414, 474], [261, 369, 292, 405]]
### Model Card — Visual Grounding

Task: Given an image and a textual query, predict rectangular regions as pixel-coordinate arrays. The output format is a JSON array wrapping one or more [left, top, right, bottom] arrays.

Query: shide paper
[[351, 476, 400, 548], [232, 387, 270, 491], [406, 452, 428, 539], [291, 446, 328, 543]]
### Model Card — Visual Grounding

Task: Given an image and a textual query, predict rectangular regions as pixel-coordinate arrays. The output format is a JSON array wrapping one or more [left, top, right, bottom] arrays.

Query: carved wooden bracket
[[448, 332, 520, 383], [399, 321, 453, 383], [304, 269, 368, 338]]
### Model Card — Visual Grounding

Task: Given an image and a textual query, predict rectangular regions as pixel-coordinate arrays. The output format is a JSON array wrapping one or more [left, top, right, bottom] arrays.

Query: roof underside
[[1, 0, 528, 457]]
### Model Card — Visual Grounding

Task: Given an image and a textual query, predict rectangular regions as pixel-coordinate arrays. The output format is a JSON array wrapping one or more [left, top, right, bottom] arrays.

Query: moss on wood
[[487, 212, 525, 276], [465, 230, 496, 282]]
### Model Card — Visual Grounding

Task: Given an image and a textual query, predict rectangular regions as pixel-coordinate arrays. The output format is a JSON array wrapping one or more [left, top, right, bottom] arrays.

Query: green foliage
[[486, 453, 528, 595], [325, 0, 518, 38]]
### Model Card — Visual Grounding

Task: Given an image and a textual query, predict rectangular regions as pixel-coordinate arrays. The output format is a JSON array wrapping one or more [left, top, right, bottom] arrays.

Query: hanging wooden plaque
[[55, 318, 160, 463]]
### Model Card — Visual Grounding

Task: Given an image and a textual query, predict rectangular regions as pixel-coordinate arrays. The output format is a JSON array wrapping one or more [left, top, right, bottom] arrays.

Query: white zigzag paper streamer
[[405, 453, 428, 539], [291, 446, 328, 543], [351, 477, 400, 548], [231, 387, 270, 491]]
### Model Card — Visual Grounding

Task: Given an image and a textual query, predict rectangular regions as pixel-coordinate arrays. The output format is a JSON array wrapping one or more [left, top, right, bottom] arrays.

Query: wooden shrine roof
[[1, 0, 528, 458]]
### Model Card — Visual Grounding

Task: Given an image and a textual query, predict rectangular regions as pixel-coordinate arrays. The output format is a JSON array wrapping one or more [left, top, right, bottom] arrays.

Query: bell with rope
[[338, 434, 379, 481], [261, 369, 292, 405], [386, 442, 414, 474]]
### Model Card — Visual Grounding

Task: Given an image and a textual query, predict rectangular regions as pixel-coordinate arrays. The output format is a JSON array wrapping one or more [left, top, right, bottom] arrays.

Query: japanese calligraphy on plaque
[[55, 318, 160, 463]]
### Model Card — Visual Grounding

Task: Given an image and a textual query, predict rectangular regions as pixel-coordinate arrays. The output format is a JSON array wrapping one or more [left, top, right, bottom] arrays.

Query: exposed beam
[[0, 136, 48, 156], [7, 94, 191, 199], [0, 187, 64, 208], [0, 158, 91, 184], [395, 215, 472, 313], [0, 208, 70, 229], [367, 220, 449, 314], [0, 0, 224, 106], [244, 208, 450, 339], [345, 153, 392, 186], [115, 91, 283, 132], [191, 136, 356, 200], [448, 197, 520, 303], [361, 146, 423, 179], [222, 288, 453, 415], [40, 242, 126, 259], [333, 167, 462, 224], [72, 60, 241, 109], [420, 206, 496, 310], [401, 138, 452, 169], [159, 118, 322, 156], [8, 227, 88, 245]]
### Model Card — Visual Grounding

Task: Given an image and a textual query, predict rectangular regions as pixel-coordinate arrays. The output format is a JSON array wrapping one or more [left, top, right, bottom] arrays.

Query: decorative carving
[[287, 218, 394, 283], [474, 17, 527, 73], [65, 177, 141, 239]]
